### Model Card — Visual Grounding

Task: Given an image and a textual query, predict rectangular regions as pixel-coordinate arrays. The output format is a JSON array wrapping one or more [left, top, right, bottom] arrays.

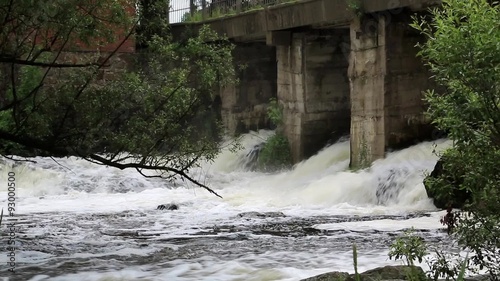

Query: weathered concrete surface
[[348, 15, 387, 168], [170, 0, 442, 166], [384, 14, 436, 150], [349, 13, 435, 168], [220, 42, 277, 135], [278, 30, 350, 162]]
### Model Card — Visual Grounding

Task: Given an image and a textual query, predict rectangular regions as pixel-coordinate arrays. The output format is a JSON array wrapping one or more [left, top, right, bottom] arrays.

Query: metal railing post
[[236, 0, 242, 13], [190, 0, 196, 17], [202, 0, 207, 20]]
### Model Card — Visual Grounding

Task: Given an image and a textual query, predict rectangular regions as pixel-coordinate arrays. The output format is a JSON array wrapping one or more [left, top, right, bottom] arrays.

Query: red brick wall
[[33, 2, 136, 54], [74, 4, 136, 53]]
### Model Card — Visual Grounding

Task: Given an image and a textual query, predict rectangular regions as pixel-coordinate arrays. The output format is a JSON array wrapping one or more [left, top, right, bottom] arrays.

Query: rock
[[424, 157, 471, 209], [301, 271, 349, 281], [464, 274, 491, 281], [358, 265, 425, 281], [300, 265, 425, 281], [236, 211, 286, 219], [157, 203, 179, 211]]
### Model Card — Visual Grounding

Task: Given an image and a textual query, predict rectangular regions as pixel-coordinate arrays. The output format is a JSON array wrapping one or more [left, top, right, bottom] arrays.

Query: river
[[0, 130, 452, 281]]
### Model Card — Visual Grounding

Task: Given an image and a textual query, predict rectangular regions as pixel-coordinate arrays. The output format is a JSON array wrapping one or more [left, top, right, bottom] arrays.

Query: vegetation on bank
[[394, 0, 500, 279], [0, 0, 236, 197]]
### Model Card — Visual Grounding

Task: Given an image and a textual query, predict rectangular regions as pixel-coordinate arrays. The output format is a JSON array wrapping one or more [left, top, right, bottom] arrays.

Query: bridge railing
[[169, 0, 295, 23]]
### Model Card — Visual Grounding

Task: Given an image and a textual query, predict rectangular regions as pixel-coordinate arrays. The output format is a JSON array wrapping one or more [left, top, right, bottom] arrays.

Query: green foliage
[[256, 97, 291, 171], [0, 0, 133, 55], [426, 250, 471, 281], [457, 253, 469, 281], [353, 243, 361, 281], [257, 134, 292, 172], [411, 0, 500, 277], [267, 98, 282, 127], [347, 0, 364, 17], [389, 229, 428, 281], [0, 0, 236, 196], [389, 228, 427, 266]]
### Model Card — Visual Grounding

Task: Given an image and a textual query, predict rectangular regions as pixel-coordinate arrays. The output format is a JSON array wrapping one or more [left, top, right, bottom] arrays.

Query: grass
[[353, 243, 361, 281]]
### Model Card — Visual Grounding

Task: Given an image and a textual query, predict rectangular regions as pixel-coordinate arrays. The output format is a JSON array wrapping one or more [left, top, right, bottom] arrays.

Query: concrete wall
[[220, 42, 277, 135], [384, 14, 435, 150], [349, 13, 434, 168], [277, 30, 350, 163], [348, 16, 387, 168]]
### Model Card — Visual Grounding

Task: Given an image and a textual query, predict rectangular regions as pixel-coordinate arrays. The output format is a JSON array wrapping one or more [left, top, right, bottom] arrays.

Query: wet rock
[[301, 271, 349, 281], [236, 211, 286, 219], [463, 274, 491, 281], [358, 265, 425, 281], [157, 203, 179, 211], [301, 265, 425, 281], [424, 157, 471, 209]]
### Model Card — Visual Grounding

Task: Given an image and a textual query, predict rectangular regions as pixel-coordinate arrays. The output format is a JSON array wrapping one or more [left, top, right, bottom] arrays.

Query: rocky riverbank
[[301, 265, 425, 281]]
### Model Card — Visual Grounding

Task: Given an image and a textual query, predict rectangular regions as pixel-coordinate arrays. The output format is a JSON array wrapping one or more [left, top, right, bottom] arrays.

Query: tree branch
[[87, 154, 222, 198], [0, 57, 101, 68]]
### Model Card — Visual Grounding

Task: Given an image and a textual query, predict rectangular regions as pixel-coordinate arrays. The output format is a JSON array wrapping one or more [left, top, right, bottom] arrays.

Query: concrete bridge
[[170, 0, 441, 167]]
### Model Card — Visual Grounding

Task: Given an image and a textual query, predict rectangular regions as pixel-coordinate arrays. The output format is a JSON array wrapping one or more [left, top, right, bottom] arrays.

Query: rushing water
[[0, 130, 453, 281]]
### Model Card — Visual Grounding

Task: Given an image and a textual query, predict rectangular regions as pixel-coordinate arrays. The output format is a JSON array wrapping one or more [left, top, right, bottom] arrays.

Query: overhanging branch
[[87, 154, 223, 198]]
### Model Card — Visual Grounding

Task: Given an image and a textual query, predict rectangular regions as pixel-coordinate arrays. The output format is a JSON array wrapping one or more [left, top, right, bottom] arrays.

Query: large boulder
[[301, 265, 425, 281], [424, 157, 471, 209]]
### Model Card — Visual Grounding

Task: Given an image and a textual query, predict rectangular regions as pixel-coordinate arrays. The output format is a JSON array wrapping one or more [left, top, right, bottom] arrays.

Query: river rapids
[[0, 130, 453, 281]]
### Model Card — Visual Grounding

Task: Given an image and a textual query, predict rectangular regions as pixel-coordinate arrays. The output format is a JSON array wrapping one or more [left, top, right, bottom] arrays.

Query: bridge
[[168, 0, 442, 167]]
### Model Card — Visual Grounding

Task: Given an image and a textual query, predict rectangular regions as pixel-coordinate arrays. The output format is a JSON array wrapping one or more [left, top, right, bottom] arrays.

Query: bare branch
[[0, 57, 101, 68], [87, 154, 222, 198]]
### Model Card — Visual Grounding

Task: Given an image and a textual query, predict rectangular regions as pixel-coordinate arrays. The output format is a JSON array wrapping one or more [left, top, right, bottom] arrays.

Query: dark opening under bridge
[[169, 0, 442, 167]]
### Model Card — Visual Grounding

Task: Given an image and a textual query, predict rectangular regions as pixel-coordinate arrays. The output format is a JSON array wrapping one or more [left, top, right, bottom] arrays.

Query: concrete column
[[349, 13, 435, 168], [277, 34, 306, 163], [349, 15, 387, 168], [220, 42, 277, 135], [277, 31, 351, 163]]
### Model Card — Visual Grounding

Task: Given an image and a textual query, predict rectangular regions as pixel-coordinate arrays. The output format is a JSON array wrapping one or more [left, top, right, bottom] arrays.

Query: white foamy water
[[0, 130, 453, 281]]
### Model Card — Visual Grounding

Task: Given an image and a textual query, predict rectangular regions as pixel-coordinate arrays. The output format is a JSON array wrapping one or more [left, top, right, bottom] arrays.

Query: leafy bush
[[411, 0, 500, 278], [267, 98, 282, 127], [389, 228, 427, 266], [257, 133, 292, 172]]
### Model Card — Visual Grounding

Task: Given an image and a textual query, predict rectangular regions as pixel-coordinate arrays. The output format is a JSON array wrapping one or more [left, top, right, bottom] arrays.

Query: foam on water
[[0, 131, 453, 280]]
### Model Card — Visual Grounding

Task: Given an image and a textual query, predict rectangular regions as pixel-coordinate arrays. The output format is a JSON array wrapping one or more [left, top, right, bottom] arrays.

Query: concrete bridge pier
[[220, 42, 277, 135], [275, 30, 351, 163], [348, 13, 435, 168]]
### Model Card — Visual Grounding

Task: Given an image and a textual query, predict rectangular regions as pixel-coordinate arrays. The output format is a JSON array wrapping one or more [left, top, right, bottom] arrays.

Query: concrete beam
[[170, 0, 441, 42], [266, 31, 291, 46]]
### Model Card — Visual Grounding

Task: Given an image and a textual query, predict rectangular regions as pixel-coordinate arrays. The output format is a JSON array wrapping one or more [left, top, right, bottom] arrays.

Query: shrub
[[257, 133, 292, 172]]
